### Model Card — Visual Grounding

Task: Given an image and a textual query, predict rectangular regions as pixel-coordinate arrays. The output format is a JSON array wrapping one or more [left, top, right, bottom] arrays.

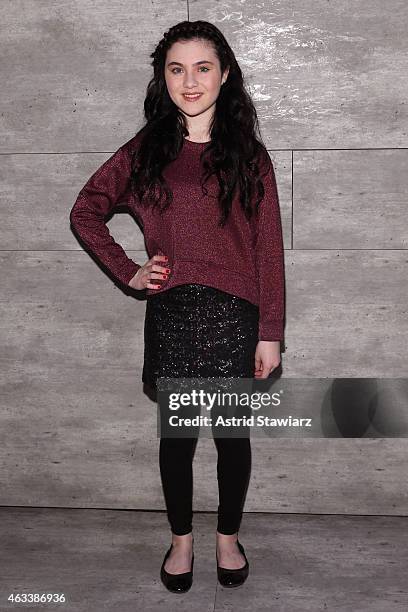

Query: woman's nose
[[183, 72, 198, 87]]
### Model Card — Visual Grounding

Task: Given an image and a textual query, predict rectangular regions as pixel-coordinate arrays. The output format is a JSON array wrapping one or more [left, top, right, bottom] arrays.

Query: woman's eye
[[171, 67, 210, 74]]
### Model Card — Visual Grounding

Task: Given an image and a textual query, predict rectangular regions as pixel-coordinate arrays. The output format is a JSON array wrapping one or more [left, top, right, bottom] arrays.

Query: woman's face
[[165, 38, 229, 120]]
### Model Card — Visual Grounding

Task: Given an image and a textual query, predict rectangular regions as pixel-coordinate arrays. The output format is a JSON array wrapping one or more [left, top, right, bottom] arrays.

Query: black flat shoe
[[160, 544, 194, 593], [216, 539, 249, 588]]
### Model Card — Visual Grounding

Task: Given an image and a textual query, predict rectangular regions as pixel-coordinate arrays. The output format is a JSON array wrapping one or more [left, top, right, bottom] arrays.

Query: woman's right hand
[[128, 254, 171, 290]]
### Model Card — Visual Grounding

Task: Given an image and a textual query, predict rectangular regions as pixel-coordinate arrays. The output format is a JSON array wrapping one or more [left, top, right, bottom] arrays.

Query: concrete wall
[[1, 1, 407, 514]]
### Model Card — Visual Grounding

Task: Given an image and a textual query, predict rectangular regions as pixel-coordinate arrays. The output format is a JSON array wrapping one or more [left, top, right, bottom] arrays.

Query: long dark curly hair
[[130, 20, 269, 227]]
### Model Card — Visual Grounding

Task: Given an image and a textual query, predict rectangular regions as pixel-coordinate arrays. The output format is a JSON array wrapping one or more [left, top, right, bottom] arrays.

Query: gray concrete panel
[[1, 152, 146, 250], [284, 249, 408, 376], [294, 150, 408, 249], [190, 0, 408, 148], [0, 1, 187, 151], [1, 508, 408, 610]]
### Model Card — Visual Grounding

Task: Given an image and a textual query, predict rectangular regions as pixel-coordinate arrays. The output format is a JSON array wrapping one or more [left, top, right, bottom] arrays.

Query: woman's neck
[[185, 131, 211, 143]]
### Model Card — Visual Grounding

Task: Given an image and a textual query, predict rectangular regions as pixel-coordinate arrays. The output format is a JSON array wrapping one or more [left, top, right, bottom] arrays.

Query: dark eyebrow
[[167, 60, 215, 67]]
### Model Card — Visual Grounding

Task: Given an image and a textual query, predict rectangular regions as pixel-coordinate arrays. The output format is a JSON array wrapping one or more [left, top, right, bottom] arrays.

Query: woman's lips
[[182, 93, 203, 102]]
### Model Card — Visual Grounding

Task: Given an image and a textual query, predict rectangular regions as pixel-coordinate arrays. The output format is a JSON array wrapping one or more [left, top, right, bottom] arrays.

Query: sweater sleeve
[[69, 141, 141, 287], [254, 150, 285, 342]]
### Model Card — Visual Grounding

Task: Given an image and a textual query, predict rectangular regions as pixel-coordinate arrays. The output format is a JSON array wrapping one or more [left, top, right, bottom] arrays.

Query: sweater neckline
[[183, 137, 211, 146]]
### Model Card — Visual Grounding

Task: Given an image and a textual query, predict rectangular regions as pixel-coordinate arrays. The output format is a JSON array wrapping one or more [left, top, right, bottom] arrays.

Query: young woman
[[70, 20, 285, 593]]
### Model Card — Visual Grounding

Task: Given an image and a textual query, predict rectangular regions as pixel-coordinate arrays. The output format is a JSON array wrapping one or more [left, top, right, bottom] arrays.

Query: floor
[[1, 507, 407, 611]]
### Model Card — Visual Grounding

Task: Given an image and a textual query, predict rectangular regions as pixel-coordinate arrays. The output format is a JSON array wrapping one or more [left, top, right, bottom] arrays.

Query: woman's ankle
[[171, 531, 194, 546], [216, 530, 238, 541]]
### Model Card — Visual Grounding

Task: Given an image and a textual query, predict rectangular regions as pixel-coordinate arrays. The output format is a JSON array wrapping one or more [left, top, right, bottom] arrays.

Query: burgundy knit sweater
[[70, 132, 285, 341]]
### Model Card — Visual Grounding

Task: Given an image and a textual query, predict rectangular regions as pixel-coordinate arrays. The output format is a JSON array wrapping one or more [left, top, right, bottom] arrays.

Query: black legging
[[159, 435, 251, 535]]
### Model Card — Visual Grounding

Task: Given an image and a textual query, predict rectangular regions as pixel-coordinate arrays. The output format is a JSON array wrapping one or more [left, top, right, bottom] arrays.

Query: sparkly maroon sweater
[[70, 132, 285, 341]]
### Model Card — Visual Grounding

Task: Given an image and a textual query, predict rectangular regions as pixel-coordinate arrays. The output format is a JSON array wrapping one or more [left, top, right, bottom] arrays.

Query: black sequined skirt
[[142, 284, 259, 391]]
